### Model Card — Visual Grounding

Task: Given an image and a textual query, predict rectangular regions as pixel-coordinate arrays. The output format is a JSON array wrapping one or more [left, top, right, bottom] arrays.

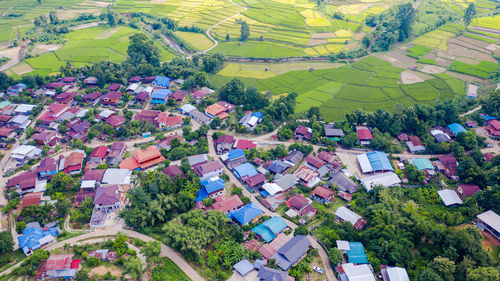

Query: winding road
[[201, 0, 247, 54]]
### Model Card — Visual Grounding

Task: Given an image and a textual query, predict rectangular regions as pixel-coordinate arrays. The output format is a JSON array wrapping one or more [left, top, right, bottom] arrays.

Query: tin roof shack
[[36, 254, 81, 280], [335, 206, 367, 231], [477, 210, 500, 241]]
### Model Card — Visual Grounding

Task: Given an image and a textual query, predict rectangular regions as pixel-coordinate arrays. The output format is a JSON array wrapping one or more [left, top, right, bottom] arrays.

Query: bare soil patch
[[445, 71, 484, 83], [447, 42, 495, 62], [470, 26, 500, 35], [10, 62, 33, 74], [448, 38, 492, 56], [456, 35, 492, 48], [420, 64, 445, 74], [32, 44, 61, 55], [89, 265, 123, 278], [311, 32, 335, 39], [401, 70, 424, 84], [373, 51, 415, 68], [96, 27, 122, 39], [71, 22, 100, 31], [346, 40, 358, 49], [308, 39, 327, 46], [485, 44, 499, 52]]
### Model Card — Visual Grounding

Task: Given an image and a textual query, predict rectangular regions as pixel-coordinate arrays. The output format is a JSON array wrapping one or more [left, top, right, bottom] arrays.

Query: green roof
[[0, 101, 11, 109], [411, 158, 434, 170]]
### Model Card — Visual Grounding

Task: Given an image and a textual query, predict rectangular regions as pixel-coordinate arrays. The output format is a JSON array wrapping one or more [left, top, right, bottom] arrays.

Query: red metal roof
[[305, 155, 326, 169], [21, 192, 43, 209], [235, 139, 257, 150], [90, 146, 108, 159], [357, 128, 373, 140]]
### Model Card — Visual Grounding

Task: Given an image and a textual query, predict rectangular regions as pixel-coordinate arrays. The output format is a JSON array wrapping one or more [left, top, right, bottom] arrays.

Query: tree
[[141, 241, 161, 260], [49, 10, 58, 24], [429, 256, 455, 281], [419, 269, 444, 281], [0, 71, 14, 91], [277, 127, 293, 141], [127, 33, 161, 67], [202, 53, 225, 73], [0, 232, 13, 254], [240, 21, 249, 41], [328, 248, 343, 265], [464, 3, 476, 30], [467, 267, 499, 281], [123, 256, 144, 280], [210, 117, 221, 129]]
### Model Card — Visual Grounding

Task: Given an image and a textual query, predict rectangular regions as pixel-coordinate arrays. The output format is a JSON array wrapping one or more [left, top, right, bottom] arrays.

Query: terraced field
[[210, 56, 466, 120]]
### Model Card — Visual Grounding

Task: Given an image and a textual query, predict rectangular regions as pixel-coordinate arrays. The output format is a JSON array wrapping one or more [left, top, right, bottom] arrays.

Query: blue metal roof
[[233, 259, 254, 276], [447, 123, 467, 135], [228, 202, 264, 225], [233, 163, 258, 179], [200, 177, 224, 187], [153, 76, 171, 87], [252, 224, 276, 243], [366, 151, 393, 172], [347, 242, 368, 264], [228, 149, 245, 160], [252, 112, 264, 119], [17, 226, 58, 254], [151, 89, 171, 100], [195, 188, 209, 202], [411, 158, 434, 170], [204, 180, 225, 193], [262, 216, 287, 235]]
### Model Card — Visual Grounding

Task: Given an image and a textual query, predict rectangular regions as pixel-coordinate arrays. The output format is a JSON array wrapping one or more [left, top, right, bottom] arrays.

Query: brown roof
[[134, 146, 163, 163], [458, 184, 480, 197], [21, 192, 43, 209], [64, 152, 85, 170], [162, 165, 185, 178], [311, 185, 335, 199], [287, 194, 309, 210], [211, 195, 244, 213], [82, 169, 106, 181], [305, 155, 326, 169], [205, 103, 226, 116]]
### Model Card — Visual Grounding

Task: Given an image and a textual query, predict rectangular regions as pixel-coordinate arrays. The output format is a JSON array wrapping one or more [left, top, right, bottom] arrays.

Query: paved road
[[202, 0, 247, 53], [0, 228, 205, 281]]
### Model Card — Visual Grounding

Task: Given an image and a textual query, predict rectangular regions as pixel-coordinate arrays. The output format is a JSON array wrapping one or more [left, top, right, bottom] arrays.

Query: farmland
[[210, 56, 467, 121], [6, 26, 175, 76]]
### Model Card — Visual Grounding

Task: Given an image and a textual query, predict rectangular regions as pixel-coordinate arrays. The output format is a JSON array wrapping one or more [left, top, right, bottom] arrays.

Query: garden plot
[[471, 14, 500, 31]]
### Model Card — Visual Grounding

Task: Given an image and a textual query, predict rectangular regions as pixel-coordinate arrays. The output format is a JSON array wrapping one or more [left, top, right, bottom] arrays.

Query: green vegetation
[[448, 60, 499, 79], [173, 31, 213, 51], [407, 45, 432, 58], [211, 56, 466, 120]]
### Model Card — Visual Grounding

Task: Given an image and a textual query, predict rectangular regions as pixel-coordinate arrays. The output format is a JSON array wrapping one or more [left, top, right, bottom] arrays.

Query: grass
[[407, 45, 433, 58], [448, 60, 498, 78], [15, 26, 175, 76], [174, 31, 214, 51], [210, 56, 465, 121]]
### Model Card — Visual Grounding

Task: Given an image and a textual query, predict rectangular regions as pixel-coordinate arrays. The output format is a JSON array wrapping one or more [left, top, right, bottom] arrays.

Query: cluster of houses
[[179, 100, 239, 125]]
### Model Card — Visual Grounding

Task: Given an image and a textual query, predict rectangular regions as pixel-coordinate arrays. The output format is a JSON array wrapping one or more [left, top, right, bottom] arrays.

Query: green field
[[174, 31, 214, 51], [211, 56, 466, 121], [13, 26, 175, 76], [448, 60, 499, 79]]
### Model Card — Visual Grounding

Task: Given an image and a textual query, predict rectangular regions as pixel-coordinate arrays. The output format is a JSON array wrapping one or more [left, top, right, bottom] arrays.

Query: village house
[[406, 135, 426, 153], [151, 75, 171, 88], [36, 158, 58, 179], [151, 89, 171, 105], [252, 216, 288, 243], [356, 126, 373, 145], [17, 222, 60, 255], [294, 126, 312, 141], [324, 124, 345, 141], [244, 173, 267, 190], [84, 76, 98, 87], [156, 112, 183, 130], [0, 127, 16, 139], [476, 210, 500, 241], [193, 160, 224, 180], [6, 171, 38, 194], [239, 112, 264, 131], [106, 115, 126, 129], [360, 172, 401, 191], [228, 202, 264, 225], [305, 155, 328, 176], [162, 165, 185, 179], [32, 131, 59, 146], [310, 185, 335, 204], [119, 146, 165, 170], [87, 249, 117, 262], [294, 166, 320, 188], [437, 154, 459, 180], [195, 177, 226, 202], [485, 119, 500, 139], [170, 90, 187, 103], [36, 254, 81, 280], [89, 146, 108, 165], [224, 148, 248, 169], [457, 184, 481, 198], [14, 104, 36, 115], [214, 135, 235, 154], [20, 192, 43, 210], [317, 150, 342, 171], [59, 151, 85, 174], [285, 194, 316, 219], [67, 120, 90, 142], [93, 184, 122, 211], [205, 103, 228, 119], [437, 189, 463, 207], [101, 91, 123, 106], [284, 150, 304, 167], [335, 206, 367, 231], [357, 151, 393, 174], [106, 142, 126, 166], [330, 170, 359, 194], [430, 129, 451, 143], [156, 134, 183, 150], [271, 235, 311, 271], [234, 139, 257, 150]]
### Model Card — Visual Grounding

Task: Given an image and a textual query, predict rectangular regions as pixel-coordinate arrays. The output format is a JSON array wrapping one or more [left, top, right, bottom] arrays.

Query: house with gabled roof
[[101, 91, 123, 106], [285, 194, 316, 219], [36, 254, 81, 280], [356, 126, 372, 145], [271, 235, 311, 270], [215, 135, 235, 154], [294, 166, 320, 188], [210, 195, 244, 213], [457, 184, 480, 198], [324, 124, 344, 141], [195, 177, 226, 201], [330, 170, 359, 194], [228, 202, 264, 225], [194, 160, 224, 180], [94, 184, 121, 211], [162, 165, 185, 179], [120, 146, 165, 170], [335, 206, 367, 231], [60, 151, 85, 174], [317, 151, 342, 171], [310, 185, 335, 203], [36, 158, 58, 179], [294, 126, 312, 141], [406, 135, 426, 153], [477, 210, 500, 241], [106, 142, 126, 166], [252, 216, 288, 243], [284, 150, 304, 167]]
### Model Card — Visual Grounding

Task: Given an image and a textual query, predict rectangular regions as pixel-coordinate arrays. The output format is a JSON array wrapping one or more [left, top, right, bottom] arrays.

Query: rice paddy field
[[173, 31, 214, 51], [7, 26, 175, 76], [0, 0, 111, 43], [210, 56, 466, 121]]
